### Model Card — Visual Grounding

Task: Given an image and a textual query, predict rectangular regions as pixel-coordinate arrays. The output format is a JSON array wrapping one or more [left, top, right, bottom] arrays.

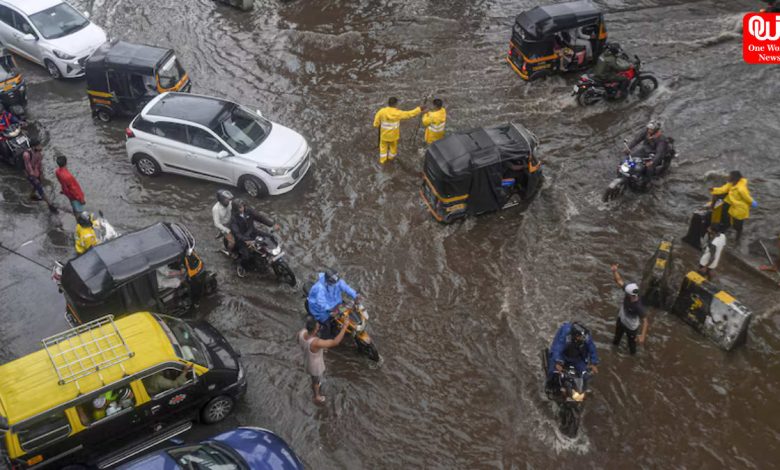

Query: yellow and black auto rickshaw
[[507, 0, 607, 81], [85, 40, 190, 122], [0, 47, 27, 116], [420, 122, 543, 224]]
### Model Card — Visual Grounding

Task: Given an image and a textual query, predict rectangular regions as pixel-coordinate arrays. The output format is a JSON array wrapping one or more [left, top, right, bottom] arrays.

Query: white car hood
[[241, 123, 307, 169], [46, 22, 107, 58]]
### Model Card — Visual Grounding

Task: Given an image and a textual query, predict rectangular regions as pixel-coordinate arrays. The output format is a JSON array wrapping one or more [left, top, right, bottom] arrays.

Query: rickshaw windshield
[[0, 60, 14, 82], [156, 315, 210, 367], [29, 3, 89, 40], [210, 106, 271, 154], [158, 56, 186, 89]]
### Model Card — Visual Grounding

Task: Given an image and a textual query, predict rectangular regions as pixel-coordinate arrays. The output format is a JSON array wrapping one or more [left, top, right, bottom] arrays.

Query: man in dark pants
[[610, 264, 650, 354], [626, 120, 669, 177]]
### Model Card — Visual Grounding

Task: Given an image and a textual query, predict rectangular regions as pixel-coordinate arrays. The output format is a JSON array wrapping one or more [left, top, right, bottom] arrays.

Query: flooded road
[[1, 0, 779, 467]]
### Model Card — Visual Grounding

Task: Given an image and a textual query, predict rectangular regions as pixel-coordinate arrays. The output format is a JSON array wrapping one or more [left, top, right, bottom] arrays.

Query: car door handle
[[185, 153, 195, 159], [151, 405, 161, 415]]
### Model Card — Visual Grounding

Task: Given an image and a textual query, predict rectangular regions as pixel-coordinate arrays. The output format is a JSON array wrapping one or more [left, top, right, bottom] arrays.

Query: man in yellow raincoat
[[373, 97, 421, 164], [422, 98, 446, 145], [75, 211, 98, 255], [710, 170, 755, 241]]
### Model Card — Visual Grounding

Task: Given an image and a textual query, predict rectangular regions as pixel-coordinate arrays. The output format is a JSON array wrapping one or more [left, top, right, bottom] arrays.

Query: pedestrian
[[421, 98, 446, 145], [610, 264, 650, 355], [54, 155, 86, 214], [23, 138, 57, 213], [372, 97, 422, 164], [297, 315, 348, 404], [710, 170, 755, 242], [698, 225, 726, 279]]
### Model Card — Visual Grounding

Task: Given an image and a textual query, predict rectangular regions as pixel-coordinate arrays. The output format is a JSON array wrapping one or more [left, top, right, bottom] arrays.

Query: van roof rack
[[42, 315, 134, 394]]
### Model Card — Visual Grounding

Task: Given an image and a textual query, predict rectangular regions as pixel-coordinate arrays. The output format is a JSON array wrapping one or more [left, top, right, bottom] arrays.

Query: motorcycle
[[602, 137, 676, 202], [541, 348, 591, 438], [305, 295, 380, 362], [218, 228, 296, 287], [573, 54, 659, 106], [52, 211, 119, 287], [0, 122, 30, 169]]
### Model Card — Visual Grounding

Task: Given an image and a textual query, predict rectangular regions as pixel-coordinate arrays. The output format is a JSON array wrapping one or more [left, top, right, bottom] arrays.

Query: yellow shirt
[[422, 108, 447, 144], [373, 106, 421, 142]]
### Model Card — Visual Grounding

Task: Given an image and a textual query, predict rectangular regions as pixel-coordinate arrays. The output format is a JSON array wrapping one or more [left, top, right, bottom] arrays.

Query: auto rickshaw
[[58, 222, 216, 325], [420, 122, 544, 224], [0, 47, 27, 116], [85, 40, 191, 122], [507, 0, 607, 81]]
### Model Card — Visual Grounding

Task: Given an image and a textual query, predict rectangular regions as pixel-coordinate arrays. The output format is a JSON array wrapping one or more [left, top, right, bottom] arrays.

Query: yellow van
[[0, 313, 245, 469]]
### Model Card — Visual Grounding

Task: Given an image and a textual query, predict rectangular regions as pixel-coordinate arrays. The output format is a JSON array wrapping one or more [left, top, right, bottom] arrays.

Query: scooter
[[303, 292, 380, 362], [541, 348, 591, 438], [602, 138, 676, 202], [573, 54, 659, 106], [218, 228, 296, 287], [0, 122, 30, 169]]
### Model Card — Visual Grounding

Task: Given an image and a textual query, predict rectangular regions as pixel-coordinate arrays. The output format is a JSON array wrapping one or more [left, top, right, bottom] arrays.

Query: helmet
[[646, 120, 662, 132], [231, 197, 246, 214], [570, 322, 587, 341], [76, 211, 92, 228], [216, 189, 234, 207], [607, 42, 622, 54], [324, 269, 340, 285]]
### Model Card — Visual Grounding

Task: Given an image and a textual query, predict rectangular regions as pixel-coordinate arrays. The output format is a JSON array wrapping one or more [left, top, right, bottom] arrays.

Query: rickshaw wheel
[[45, 60, 61, 79], [240, 175, 268, 198], [96, 109, 112, 122]]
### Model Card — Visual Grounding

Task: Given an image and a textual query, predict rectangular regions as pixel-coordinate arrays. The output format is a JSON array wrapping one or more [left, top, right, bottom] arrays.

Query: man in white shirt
[[213, 189, 235, 254], [699, 226, 726, 279]]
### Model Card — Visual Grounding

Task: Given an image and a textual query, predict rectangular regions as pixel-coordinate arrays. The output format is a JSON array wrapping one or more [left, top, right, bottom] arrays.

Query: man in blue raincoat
[[546, 322, 599, 393], [307, 269, 359, 339]]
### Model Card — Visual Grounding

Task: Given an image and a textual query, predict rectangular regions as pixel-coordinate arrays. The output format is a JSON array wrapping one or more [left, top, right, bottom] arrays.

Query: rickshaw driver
[[592, 43, 632, 98], [307, 270, 361, 339]]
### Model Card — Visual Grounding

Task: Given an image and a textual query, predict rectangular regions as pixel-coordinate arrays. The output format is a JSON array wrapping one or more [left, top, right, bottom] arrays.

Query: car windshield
[[29, 3, 90, 40], [158, 55, 186, 89], [156, 315, 210, 367], [210, 106, 271, 154]]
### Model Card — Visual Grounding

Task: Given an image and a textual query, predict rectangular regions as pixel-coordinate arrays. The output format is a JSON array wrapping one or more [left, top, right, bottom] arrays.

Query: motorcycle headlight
[[258, 166, 291, 177], [270, 246, 281, 256], [571, 390, 586, 402], [53, 50, 75, 60]]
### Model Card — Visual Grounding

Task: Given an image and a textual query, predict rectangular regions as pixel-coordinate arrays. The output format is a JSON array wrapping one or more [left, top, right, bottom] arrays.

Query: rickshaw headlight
[[53, 50, 75, 60]]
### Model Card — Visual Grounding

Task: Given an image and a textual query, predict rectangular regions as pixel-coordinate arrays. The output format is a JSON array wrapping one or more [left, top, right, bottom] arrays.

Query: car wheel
[[201, 395, 234, 424], [45, 60, 61, 79], [96, 108, 112, 122], [240, 175, 268, 198], [134, 154, 161, 177]]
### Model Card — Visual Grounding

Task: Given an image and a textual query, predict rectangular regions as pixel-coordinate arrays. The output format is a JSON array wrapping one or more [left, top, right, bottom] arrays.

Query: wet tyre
[[357, 339, 380, 361], [45, 60, 61, 79], [201, 395, 234, 424], [603, 179, 626, 202], [96, 108, 112, 122], [134, 154, 161, 177], [241, 175, 268, 198], [576, 90, 601, 107], [632, 75, 658, 99], [559, 405, 579, 437], [272, 260, 296, 287]]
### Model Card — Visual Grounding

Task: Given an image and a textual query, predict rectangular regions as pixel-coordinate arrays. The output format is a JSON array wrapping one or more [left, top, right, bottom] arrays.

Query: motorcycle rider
[[0, 104, 22, 162], [306, 269, 360, 339], [212, 189, 236, 255], [228, 198, 278, 276], [592, 42, 632, 98], [626, 120, 669, 177], [546, 322, 599, 395], [75, 211, 98, 255]]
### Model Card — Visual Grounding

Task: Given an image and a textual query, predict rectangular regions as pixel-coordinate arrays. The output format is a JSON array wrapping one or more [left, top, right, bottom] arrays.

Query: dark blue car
[[117, 427, 304, 470]]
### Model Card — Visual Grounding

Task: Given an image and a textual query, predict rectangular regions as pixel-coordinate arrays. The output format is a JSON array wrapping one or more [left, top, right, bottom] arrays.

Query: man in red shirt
[[23, 138, 57, 213], [55, 155, 85, 213]]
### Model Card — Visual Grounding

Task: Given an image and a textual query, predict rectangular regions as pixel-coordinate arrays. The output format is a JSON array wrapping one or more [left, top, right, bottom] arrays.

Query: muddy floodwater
[[1, 0, 779, 468]]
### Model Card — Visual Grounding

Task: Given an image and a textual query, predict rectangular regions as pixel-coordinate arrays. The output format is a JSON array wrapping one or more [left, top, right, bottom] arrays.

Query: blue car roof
[[116, 427, 303, 470]]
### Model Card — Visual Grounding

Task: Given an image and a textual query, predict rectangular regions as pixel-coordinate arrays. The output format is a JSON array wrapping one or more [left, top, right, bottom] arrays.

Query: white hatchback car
[[126, 92, 311, 197], [0, 0, 107, 78]]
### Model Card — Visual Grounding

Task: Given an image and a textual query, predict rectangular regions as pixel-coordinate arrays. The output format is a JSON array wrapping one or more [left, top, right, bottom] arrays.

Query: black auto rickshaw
[[507, 0, 607, 81], [59, 222, 216, 325], [0, 47, 26, 116], [85, 40, 191, 122], [420, 122, 544, 224]]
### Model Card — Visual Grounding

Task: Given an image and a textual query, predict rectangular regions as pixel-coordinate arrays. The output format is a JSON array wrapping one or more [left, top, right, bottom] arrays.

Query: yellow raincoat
[[422, 108, 446, 144], [373, 106, 421, 163], [711, 178, 753, 221], [75, 223, 98, 254]]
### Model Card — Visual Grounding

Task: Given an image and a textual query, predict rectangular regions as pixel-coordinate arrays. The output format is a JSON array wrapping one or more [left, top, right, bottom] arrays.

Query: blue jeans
[[70, 200, 85, 214]]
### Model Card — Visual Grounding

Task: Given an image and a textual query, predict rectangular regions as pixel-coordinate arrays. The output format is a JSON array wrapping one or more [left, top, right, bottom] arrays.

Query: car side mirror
[[21, 34, 36, 42], [84, 11, 91, 19], [256, 109, 263, 117], [217, 150, 229, 159]]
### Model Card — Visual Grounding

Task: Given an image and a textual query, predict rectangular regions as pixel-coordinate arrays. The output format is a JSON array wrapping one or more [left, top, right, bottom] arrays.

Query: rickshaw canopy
[[515, 0, 603, 39], [61, 222, 189, 304], [85, 40, 173, 90]]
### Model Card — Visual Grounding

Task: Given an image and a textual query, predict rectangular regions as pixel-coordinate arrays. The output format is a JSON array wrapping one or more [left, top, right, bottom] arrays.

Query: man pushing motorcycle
[[626, 119, 669, 176], [546, 322, 599, 396], [307, 269, 361, 339]]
